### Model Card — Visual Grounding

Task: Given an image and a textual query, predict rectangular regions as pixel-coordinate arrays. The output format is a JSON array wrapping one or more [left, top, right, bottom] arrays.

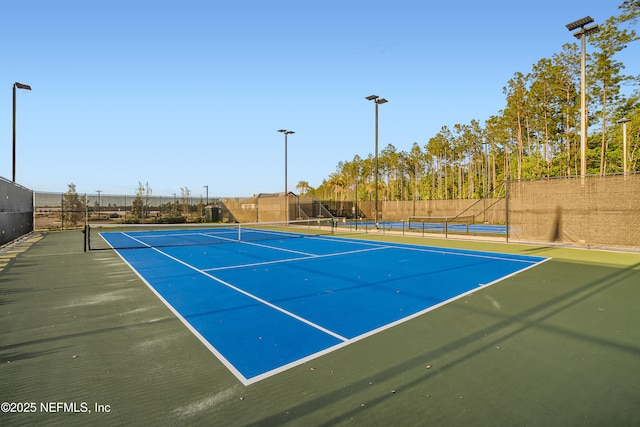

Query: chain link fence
[[34, 192, 215, 229], [30, 174, 639, 250]]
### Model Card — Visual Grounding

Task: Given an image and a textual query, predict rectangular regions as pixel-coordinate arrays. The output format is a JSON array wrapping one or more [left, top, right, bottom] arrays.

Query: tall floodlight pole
[[566, 16, 599, 181], [203, 185, 209, 205], [618, 117, 630, 176], [172, 193, 177, 215], [12, 82, 32, 182], [278, 129, 295, 222], [365, 95, 388, 229], [96, 190, 102, 218]]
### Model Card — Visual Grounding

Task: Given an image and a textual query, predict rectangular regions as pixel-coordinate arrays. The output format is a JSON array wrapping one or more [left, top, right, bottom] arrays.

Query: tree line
[[303, 2, 639, 203]]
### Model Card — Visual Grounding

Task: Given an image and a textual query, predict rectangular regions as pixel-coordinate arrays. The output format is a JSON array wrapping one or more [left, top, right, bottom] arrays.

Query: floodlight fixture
[[584, 24, 600, 36], [574, 23, 600, 39], [14, 82, 32, 91], [377, 98, 388, 105], [365, 95, 379, 101], [566, 16, 594, 31]]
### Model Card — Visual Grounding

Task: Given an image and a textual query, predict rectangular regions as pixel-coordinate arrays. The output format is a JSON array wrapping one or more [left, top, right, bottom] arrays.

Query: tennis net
[[407, 215, 475, 236], [85, 218, 337, 251]]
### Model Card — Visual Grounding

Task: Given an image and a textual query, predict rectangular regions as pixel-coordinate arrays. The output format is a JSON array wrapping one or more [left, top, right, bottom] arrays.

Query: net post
[[83, 195, 88, 252]]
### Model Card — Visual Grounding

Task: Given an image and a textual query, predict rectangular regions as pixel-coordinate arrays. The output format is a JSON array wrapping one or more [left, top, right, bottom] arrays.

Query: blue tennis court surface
[[101, 228, 547, 385]]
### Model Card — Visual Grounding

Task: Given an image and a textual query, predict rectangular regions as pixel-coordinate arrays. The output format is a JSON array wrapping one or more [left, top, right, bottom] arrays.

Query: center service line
[[120, 232, 349, 342], [204, 246, 388, 272]]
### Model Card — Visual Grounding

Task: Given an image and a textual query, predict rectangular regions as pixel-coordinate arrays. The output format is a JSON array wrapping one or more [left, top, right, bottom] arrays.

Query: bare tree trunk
[[600, 85, 608, 176]]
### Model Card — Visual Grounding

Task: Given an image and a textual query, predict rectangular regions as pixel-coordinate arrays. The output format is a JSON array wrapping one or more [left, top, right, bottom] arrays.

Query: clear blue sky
[[2, 0, 635, 198]]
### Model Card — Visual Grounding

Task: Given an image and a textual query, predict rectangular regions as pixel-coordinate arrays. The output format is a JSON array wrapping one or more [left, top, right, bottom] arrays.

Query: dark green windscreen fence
[[0, 178, 33, 245], [508, 174, 640, 248]]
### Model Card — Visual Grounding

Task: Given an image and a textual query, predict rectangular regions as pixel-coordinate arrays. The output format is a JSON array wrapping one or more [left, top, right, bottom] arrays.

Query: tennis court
[[2, 229, 640, 425], [96, 222, 546, 385], [336, 219, 507, 236]]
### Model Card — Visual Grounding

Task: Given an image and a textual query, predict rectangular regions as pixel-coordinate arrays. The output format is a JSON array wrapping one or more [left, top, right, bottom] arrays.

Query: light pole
[[365, 95, 388, 228], [618, 117, 630, 176], [277, 129, 294, 222], [482, 141, 491, 196], [96, 190, 102, 219], [566, 16, 599, 181], [172, 193, 177, 216], [203, 185, 209, 205], [12, 82, 32, 182]]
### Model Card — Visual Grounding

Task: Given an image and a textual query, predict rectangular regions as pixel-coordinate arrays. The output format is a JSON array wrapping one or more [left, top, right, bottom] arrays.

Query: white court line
[[398, 245, 540, 264], [196, 230, 394, 269], [233, 239, 318, 257], [244, 254, 551, 385], [120, 232, 349, 343], [312, 235, 541, 264], [101, 233, 250, 385], [108, 230, 549, 386], [200, 232, 319, 257], [203, 246, 388, 272]]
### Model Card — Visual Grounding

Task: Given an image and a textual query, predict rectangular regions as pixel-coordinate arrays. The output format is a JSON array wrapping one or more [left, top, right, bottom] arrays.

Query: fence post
[[505, 177, 510, 243]]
